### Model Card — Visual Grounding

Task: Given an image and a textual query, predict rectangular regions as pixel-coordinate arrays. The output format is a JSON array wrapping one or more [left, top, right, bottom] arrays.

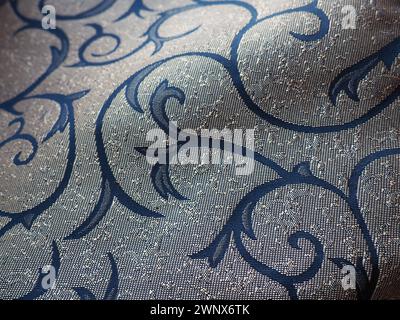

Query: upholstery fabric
[[0, 0, 399, 300]]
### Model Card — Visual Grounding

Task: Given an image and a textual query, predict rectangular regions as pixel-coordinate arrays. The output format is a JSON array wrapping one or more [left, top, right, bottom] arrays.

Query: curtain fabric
[[0, 0, 399, 300]]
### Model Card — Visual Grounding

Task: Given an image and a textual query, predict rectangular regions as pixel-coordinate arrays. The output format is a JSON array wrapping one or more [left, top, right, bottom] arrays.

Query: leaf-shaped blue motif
[[115, 0, 153, 21], [125, 62, 163, 113], [150, 163, 188, 200], [43, 90, 89, 142], [330, 256, 374, 300], [190, 229, 232, 268], [329, 37, 400, 105], [241, 201, 257, 240], [149, 80, 185, 133]]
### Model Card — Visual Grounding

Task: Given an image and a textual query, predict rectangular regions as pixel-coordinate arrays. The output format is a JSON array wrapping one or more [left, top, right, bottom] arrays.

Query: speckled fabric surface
[[0, 0, 399, 300]]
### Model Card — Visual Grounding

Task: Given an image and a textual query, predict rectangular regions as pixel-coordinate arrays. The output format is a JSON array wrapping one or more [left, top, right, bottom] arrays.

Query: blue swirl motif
[[1, 0, 398, 299], [73, 253, 119, 300], [70, 0, 255, 67], [191, 162, 329, 300], [329, 37, 400, 106], [0, 91, 88, 237], [0, 117, 38, 166], [68, 0, 400, 299], [0, 0, 122, 300], [1, 0, 69, 116], [191, 149, 400, 300], [114, 0, 153, 21], [69, 0, 329, 237], [15, 245, 119, 300], [0, 1, 89, 240]]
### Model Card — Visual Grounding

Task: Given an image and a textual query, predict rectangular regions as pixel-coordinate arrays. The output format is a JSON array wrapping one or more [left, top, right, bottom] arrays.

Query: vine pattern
[[0, 0, 399, 300]]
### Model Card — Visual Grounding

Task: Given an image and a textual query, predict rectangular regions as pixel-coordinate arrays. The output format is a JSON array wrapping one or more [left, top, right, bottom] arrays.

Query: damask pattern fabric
[[0, 0, 399, 300]]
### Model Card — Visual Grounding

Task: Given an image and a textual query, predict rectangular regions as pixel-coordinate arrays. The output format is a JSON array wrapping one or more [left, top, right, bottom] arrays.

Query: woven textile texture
[[0, 0, 399, 300]]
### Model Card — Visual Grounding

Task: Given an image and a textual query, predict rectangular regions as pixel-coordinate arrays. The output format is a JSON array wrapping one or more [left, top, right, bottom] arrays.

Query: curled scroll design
[[69, 0, 400, 299], [73, 0, 331, 239], [0, 91, 89, 238], [191, 149, 400, 300], [0, 0, 90, 237], [3, 0, 399, 300]]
